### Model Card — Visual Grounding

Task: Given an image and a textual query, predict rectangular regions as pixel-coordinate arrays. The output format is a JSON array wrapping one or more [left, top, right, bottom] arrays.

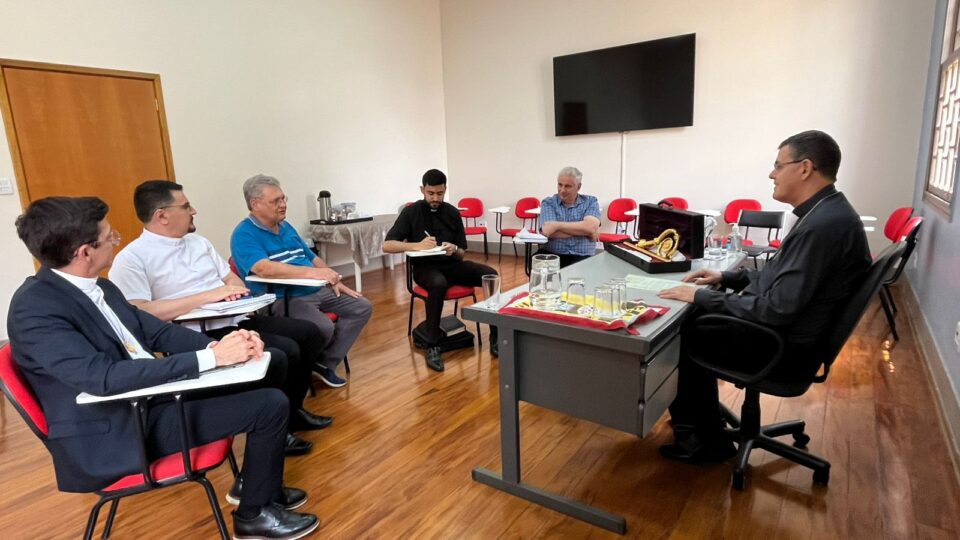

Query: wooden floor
[[2, 253, 959, 539]]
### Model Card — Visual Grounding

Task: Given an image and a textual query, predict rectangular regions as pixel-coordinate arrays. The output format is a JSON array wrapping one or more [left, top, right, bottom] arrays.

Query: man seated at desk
[[383, 169, 498, 372], [230, 174, 373, 388], [537, 166, 601, 268], [657, 130, 871, 462], [8, 196, 319, 539], [109, 180, 333, 456]]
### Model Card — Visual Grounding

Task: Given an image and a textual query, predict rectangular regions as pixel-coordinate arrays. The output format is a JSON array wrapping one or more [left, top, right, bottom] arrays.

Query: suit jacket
[[6, 267, 213, 492]]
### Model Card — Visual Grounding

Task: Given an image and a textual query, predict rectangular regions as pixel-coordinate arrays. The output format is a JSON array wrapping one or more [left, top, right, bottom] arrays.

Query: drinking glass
[[566, 277, 586, 306], [594, 286, 615, 319], [608, 278, 627, 316], [481, 274, 501, 309], [705, 235, 724, 260]]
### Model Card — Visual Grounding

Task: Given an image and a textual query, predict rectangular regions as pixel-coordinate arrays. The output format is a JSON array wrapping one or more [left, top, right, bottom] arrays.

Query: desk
[[307, 214, 397, 293], [462, 251, 744, 534], [174, 296, 276, 332]]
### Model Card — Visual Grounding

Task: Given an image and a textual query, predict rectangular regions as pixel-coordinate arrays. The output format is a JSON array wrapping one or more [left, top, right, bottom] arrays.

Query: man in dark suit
[[7, 197, 319, 539]]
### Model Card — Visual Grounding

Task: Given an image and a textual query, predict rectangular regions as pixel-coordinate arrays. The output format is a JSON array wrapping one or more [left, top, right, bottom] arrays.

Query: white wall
[[0, 0, 448, 339], [440, 0, 934, 246]]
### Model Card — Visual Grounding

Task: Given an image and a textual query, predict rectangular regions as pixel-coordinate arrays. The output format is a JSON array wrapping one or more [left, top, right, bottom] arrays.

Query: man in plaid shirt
[[537, 166, 601, 268]]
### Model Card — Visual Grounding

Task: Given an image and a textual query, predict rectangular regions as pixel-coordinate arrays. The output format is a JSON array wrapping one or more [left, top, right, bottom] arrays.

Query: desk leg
[[524, 243, 533, 277], [470, 326, 626, 535], [354, 261, 362, 293]]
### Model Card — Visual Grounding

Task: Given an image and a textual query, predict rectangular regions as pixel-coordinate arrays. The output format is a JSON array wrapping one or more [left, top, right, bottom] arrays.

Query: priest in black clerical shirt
[[656, 130, 871, 463], [383, 169, 499, 372]]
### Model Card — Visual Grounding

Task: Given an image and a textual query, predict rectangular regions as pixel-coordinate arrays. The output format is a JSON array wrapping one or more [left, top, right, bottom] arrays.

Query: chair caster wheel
[[793, 432, 811, 448], [732, 471, 746, 490], [813, 467, 830, 485]]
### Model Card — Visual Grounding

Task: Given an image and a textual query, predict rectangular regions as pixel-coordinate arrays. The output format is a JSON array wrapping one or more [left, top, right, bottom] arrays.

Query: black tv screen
[[553, 33, 695, 136]]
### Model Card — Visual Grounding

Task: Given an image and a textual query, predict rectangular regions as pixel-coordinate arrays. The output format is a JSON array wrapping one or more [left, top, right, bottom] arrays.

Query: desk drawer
[[641, 332, 680, 401], [638, 367, 678, 436]]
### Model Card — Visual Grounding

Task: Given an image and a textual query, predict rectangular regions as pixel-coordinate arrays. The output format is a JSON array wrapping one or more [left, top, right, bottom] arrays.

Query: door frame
[[0, 58, 176, 211]]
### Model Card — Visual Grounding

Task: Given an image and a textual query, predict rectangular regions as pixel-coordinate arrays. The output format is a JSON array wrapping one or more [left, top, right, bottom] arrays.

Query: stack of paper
[[516, 229, 547, 241], [200, 293, 276, 313], [625, 275, 704, 292]]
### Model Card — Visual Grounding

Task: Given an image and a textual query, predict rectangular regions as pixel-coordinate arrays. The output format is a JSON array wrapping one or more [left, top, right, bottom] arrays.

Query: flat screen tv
[[553, 33, 695, 136]]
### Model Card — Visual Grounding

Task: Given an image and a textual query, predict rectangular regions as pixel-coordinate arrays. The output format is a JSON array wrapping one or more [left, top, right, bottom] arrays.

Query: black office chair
[[878, 217, 923, 341], [737, 210, 785, 268], [686, 241, 906, 490]]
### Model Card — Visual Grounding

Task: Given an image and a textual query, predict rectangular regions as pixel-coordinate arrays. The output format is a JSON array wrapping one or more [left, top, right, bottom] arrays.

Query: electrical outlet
[[0, 177, 13, 195], [955, 321, 960, 353]]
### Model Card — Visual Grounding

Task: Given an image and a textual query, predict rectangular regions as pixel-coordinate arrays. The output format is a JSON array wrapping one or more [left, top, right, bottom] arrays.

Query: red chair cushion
[[516, 197, 540, 218], [325, 312, 338, 322], [884, 207, 913, 242], [500, 228, 521, 237], [0, 345, 48, 436], [464, 226, 487, 235], [599, 233, 631, 243], [606, 198, 638, 222], [412, 285, 475, 300], [724, 199, 762, 225], [768, 239, 781, 248], [458, 197, 484, 218], [103, 437, 233, 492]]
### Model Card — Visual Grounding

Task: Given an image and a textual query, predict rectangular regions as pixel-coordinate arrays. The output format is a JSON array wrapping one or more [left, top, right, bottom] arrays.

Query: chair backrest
[[228, 256, 240, 276], [897, 215, 922, 242], [606, 198, 638, 222], [818, 242, 906, 378], [515, 197, 540, 218], [738, 210, 785, 243], [724, 199, 762, 225], [658, 197, 689, 210], [458, 197, 483, 218], [885, 217, 923, 286], [884, 206, 913, 242], [0, 344, 49, 439]]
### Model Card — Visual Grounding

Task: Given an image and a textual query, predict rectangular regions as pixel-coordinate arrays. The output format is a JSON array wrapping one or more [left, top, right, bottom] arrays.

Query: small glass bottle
[[727, 224, 743, 253]]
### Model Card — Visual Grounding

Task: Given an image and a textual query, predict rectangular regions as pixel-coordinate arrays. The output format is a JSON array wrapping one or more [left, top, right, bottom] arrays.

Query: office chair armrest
[[687, 314, 786, 385]]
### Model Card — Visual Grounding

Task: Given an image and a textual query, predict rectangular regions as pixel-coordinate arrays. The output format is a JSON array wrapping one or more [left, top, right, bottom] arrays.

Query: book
[[439, 315, 467, 336]]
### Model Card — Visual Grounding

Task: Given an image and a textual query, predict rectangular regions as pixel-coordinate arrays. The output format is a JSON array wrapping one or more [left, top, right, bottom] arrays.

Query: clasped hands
[[210, 329, 264, 367], [656, 268, 722, 304]]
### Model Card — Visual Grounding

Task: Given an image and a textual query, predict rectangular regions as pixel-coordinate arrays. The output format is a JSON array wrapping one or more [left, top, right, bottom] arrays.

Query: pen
[[424, 230, 432, 238]]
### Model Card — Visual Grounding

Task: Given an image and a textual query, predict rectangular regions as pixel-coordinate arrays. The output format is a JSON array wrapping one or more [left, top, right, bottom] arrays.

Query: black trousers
[[534, 247, 592, 268], [413, 259, 497, 346], [146, 388, 288, 508], [207, 316, 327, 413]]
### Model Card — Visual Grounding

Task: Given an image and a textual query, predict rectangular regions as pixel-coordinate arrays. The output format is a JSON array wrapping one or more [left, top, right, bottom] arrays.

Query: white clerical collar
[[140, 228, 186, 247], [51, 268, 99, 296]]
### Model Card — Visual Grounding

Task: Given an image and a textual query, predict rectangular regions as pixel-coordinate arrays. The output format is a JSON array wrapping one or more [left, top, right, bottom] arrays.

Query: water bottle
[[727, 224, 743, 253]]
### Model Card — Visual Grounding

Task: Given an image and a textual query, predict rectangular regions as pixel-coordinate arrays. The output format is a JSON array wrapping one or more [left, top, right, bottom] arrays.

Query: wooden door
[[0, 59, 175, 257]]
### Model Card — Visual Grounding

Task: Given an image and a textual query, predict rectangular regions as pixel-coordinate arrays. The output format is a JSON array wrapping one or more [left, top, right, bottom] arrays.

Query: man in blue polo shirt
[[231, 174, 373, 388], [537, 166, 601, 268]]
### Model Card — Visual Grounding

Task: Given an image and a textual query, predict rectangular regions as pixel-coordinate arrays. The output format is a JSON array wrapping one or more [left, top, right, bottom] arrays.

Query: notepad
[[625, 275, 704, 292], [516, 229, 547, 242], [199, 294, 276, 313]]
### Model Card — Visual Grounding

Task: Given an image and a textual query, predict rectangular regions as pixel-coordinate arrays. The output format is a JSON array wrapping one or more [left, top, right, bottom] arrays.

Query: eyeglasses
[[260, 195, 288, 207], [160, 201, 193, 211], [772, 158, 816, 172], [91, 230, 121, 248]]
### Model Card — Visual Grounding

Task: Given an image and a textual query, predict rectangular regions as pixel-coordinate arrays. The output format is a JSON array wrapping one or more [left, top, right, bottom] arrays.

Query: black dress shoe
[[226, 477, 308, 511], [425, 346, 444, 372], [285, 433, 313, 456], [232, 503, 319, 540], [659, 432, 737, 464], [290, 409, 333, 432]]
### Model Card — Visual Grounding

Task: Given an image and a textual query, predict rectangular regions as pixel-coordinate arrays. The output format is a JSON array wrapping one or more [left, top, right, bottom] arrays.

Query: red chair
[[496, 197, 540, 262], [724, 199, 762, 247], [405, 256, 481, 345], [0, 344, 239, 540], [658, 197, 689, 210], [884, 207, 913, 242], [458, 197, 488, 257], [598, 198, 637, 243]]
